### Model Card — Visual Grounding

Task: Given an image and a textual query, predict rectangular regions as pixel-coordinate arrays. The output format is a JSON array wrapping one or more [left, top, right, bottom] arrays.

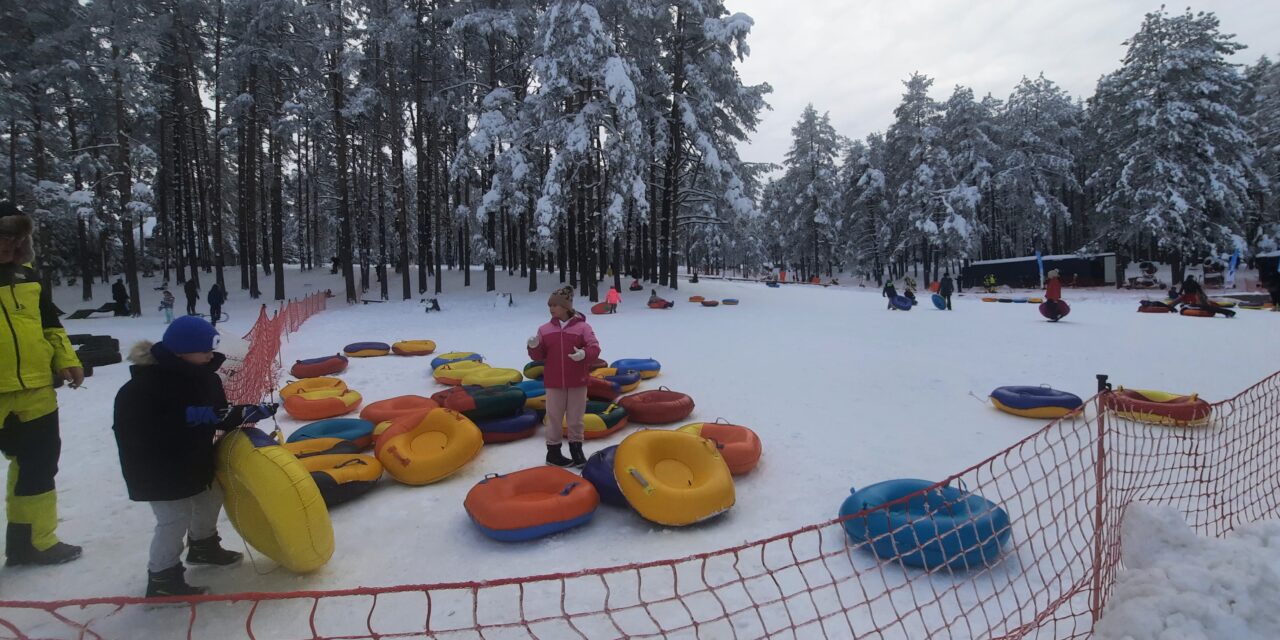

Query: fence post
[[1090, 378, 1110, 623]]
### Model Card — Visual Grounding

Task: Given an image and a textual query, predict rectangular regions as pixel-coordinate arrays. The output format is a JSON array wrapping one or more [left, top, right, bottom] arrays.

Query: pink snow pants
[[544, 386, 587, 445]]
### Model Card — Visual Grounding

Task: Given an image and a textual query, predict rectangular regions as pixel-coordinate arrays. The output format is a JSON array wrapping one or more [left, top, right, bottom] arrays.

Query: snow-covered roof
[[968, 253, 1115, 266]]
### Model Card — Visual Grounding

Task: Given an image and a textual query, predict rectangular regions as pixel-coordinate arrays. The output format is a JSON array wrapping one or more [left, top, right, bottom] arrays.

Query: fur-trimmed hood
[[128, 340, 158, 365], [0, 208, 34, 264]]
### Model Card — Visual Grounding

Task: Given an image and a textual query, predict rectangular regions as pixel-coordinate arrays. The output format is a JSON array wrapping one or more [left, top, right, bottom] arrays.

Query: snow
[[4, 267, 1279, 637], [1095, 504, 1280, 640]]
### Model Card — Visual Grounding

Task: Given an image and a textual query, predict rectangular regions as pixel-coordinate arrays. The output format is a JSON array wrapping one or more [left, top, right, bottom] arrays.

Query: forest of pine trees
[[3, 5, 1278, 313]]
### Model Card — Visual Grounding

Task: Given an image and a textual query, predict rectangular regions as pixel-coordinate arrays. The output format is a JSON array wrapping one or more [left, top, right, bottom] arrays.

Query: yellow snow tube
[[215, 429, 334, 573], [280, 377, 347, 399], [433, 361, 490, 386], [376, 408, 484, 485], [614, 430, 734, 526], [460, 367, 523, 387]]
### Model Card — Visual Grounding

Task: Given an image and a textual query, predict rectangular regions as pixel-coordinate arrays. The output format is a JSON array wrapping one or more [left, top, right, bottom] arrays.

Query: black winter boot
[[568, 442, 587, 468], [546, 444, 573, 467], [146, 564, 208, 597], [5, 523, 82, 567], [186, 534, 243, 566]]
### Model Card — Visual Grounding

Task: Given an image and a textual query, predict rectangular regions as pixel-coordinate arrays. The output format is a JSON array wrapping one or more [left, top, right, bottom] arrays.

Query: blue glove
[[240, 403, 279, 424], [185, 406, 221, 426]]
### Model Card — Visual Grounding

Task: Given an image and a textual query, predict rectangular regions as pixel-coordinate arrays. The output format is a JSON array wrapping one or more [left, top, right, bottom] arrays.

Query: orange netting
[[221, 291, 329, 405], [3, 367, 1276, 639]]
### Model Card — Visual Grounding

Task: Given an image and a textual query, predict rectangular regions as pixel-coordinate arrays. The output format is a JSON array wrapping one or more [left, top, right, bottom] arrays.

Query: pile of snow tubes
[[611, 358, 661, 379], [590, 367, 641, 393], [360, 395, 439, 424], [700, 300, 720, 307], [431, 385, 528, 422], [677, 421, 762, 475], [433, 360, 490, 386], [343, 341, 391, 357], [464, 467, 600, 541], [890, 295, 913, 310], [611, 430, 734, 526], [281, 378, 363, 420], [586, 376, 622, 402], [290, 354, 348, 378], [1102, 388, 1212, 427], [989, 386, 1083, 420], [297, 453, 382, 507], [392, 339, 436, 356], [839, 478, 1011, 571], [619, 388, 695, 424], [556, 401, 629, 440], [523, 361, 545, 380], [475, 409, 541, 443], [430, 352, 483, 370], [722, 299, 739, 306], [515, 379, 547, 411], [286, 418, 376, 450], [374, 408, 483, 485], [215, 428, 334, 572], [460, 367, 522, 388]]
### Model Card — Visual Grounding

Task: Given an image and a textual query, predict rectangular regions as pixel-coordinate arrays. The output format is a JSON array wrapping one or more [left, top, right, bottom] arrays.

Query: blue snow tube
[[989, 386, 1083, 419], [514, 379, 545, 400], [890, 295, 913, 311], [931, 293, 946, 310], [474, 409, 540, 440], [581, 445, 628, 507], [430, 352, 483, 370], [610, 358, 661, 379], [286, 418, 376, 448], [839, 478, 1011, 571]]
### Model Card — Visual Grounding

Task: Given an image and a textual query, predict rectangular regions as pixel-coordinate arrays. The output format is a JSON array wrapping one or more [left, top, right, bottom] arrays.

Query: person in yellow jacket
[[0, 202, 83, 566]]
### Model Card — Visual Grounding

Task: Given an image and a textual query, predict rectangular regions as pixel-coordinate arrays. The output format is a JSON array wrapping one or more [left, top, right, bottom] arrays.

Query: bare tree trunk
[[110, 18, 142, 316], [330, 0, 356, 303]]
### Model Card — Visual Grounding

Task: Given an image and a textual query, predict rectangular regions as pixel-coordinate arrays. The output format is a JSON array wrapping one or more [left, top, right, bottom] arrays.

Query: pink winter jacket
[[606, 288, 621, 304], [528, 313, 602, 389]]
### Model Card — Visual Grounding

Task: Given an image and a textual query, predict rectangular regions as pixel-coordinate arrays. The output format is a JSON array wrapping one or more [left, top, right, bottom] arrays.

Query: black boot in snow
[[5, 523, 82, 567], [146, 564, 209, 597], [186, 534, 243, 566], [568, 442, 587, 468], [546, 444, 574, 467]]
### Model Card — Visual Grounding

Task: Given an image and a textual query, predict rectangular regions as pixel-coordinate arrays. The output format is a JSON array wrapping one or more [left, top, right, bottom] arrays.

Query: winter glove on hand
[[241, 402, 279, 424], [568, 347, 586, 362], [185, 406, 222, 426], [527, 335, 540, 349]]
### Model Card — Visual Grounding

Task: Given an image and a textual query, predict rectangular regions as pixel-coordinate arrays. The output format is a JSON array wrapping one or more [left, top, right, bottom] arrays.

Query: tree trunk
[[330, 0, 356, 303], [111, 28, 141, 316]]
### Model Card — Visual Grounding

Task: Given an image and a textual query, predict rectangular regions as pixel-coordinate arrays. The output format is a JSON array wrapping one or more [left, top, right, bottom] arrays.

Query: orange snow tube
[[1103, 388, 1212, 427], [375, 408, 483, 485], [360, 395, 439, 424], [677, 421, 762, 475], [464, 466, 600, 541]]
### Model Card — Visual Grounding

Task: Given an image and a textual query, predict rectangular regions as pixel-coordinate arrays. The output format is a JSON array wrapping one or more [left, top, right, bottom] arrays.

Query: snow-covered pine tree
[[779, 104, 843, 280], [883, 72, 952, 281]]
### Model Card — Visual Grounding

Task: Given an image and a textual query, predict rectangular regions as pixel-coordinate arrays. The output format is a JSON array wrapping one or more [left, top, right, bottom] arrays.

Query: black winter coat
[[113, 341, 229, 502], [940, 276, 954, 296]]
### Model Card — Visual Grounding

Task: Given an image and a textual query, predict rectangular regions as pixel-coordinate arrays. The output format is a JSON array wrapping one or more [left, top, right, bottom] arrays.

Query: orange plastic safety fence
[[3, 369, 1276, 639], [221, 291, 329, 405]]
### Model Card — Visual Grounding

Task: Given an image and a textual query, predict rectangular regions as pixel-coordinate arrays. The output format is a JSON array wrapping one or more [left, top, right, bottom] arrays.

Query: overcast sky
[[728, 0, 1280, 169]]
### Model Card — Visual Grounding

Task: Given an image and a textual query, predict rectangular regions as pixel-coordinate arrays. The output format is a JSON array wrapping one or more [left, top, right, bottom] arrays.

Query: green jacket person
[[0, 202, 83, 566]]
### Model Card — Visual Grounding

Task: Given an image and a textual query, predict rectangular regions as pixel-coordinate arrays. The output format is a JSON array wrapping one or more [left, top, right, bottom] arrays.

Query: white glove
[[568, 347, 586, 362], [527, 335, 540, 349]]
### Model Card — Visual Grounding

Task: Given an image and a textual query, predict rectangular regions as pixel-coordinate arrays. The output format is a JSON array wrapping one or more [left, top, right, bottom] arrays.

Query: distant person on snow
[[629, 279, 643, 291], [605, 286, 621, 313], [113, 316, 278, 597], [939, 272, 955, 310], [1043, 269, 1066, 321], [183, 279, 199, 315], [112, 277, 130, 316], [1176, 275, 1207, 308], [159, 289, 175, 324], [882, 280, 898, 310], [207, 284, 225, 326]]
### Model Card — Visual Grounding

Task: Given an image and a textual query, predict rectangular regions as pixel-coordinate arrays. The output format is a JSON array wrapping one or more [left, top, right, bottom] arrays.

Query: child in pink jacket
[[605, 286, 621, 313], [527, 286, 601, 467]]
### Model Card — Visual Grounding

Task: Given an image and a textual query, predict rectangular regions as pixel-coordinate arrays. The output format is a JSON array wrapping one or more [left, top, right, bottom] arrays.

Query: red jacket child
[[528, 312, 601, 388], [1045, 270, 1062, 301], [606, 287, 621, 305]]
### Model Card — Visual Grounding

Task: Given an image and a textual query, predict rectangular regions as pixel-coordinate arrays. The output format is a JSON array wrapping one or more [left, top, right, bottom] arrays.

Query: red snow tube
[[1138, 303, 1173, 313], [290, 354, 349, 379], [360, 395, 439, 424], [648, 299, 674, 309], [587, 376, 621, 402], [619, 388, 695, 424], [688, 296, 705, 303], [1103, 388, 1212, 426], [700, 300, 720, 307], [591, 301, 610, 315]]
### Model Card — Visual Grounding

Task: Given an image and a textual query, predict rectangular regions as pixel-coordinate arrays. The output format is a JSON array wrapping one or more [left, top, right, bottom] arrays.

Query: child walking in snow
[[527, 286, 601, 468], [159, 289, 175, 324], [605, 286, 621, 313], [882, 281, 898, 309], [113, 316, 278, 597]]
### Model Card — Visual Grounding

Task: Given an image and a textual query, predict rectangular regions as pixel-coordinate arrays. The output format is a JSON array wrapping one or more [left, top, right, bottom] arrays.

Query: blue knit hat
[[162, 315, 220, 354]]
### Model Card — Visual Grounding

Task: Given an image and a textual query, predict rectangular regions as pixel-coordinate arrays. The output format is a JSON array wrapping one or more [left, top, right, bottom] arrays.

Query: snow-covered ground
[[3, 266, 1278, 637]]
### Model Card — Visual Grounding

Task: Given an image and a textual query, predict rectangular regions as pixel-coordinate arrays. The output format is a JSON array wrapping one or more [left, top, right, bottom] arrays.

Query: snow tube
[[281, 377, 346, 399], [586, 375, 622, 402], [610, 358, 661, 379], [629, 283, 643, 291], [677, 421, 762, 476], [1138, 300, 1174, 313], [282, 437, 362, 459], [298, 453, 382, 506], [619, 388, 694, 424], [1039, 300, 1070, 321], [1012, 298, 1029, 303], [989, 386, 1084, 420], [430, 385, 527, 422], [430, 352, 483, 370], [343, 341, 390, 358], [700, 300, 720, 307], [890, 295, 913, 310], [688, 296, 705, 303], [591, 301, 610, 315], [290, 354, 348, 379], [464, 466, 600, 542], [647, 299, 674, 309], [558, 401, 629, 440], [1180, 306, 1217, 318], [460, 367, 523, 388], [475, 409, 541, 443], [1028, 298, 1044, 303], [839, 478, 1011, 571], [392, 340, 437, 356], [286, 418, 376, 450], [590, 367, 641, 393], [582, 445, 627, 507], [523, 361, 545, 380], [766, 281, 780, 288], [981, 297, 997, 302], [215, 428, 333, 573], [722, 299, 739, 306], [360, 395, 439, 424], [433, 360, 490, 386], [928, 282, 941, 293], [283, 389, 363, 421], [931, 294, 946, 310], [515, 379, 547, 411], [375, 408, 483, 485], [1102, 388, 1212, 427], [587, 357, 609, 372], [614, 430, 734, 526]]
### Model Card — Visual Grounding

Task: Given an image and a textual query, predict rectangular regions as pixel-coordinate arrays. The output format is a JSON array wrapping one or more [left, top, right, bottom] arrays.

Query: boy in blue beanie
[[112, 316, 277, 597]]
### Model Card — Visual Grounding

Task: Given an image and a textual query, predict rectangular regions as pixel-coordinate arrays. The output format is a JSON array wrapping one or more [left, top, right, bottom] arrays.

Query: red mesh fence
[[4, 369, 1277, 639], [221, 291, 329, 405]]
